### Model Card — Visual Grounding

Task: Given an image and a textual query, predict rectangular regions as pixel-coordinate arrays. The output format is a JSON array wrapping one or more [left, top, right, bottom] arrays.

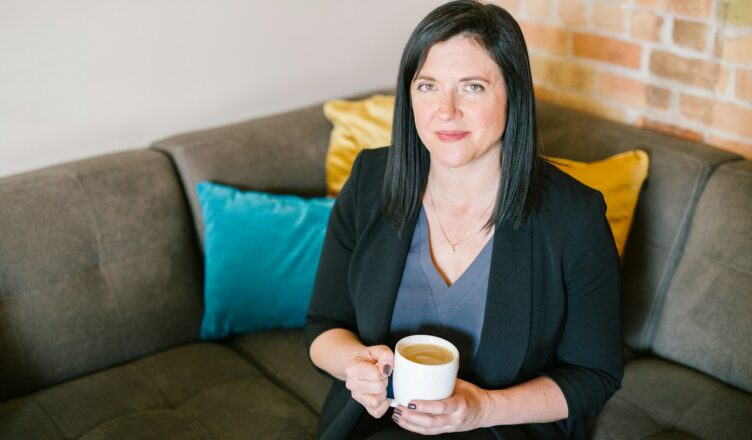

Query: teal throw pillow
[[196, 181, 335, 340]]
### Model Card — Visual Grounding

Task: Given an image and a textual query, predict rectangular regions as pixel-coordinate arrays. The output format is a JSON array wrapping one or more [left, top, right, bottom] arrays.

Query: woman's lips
[[436, 131, 470, 142]]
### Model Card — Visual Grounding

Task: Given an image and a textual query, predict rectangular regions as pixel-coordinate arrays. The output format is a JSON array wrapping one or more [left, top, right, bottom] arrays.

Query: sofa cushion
[[324, 94, 395, 196], [231, 329, 333, 414], [536, 102, 741, 351], [591, 358, 752, 439], [196, 182, 335, 339], [651, 161, 752, 393], [0, 343, 318, 439], [0, 150, 203, 402], [152, 104, 334, 248]]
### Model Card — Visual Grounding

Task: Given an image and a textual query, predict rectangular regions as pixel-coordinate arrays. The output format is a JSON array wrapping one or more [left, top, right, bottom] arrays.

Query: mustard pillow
[[546, 151, 648, 258], [323, 95, 649, 258], [324, 94, 395, 196]]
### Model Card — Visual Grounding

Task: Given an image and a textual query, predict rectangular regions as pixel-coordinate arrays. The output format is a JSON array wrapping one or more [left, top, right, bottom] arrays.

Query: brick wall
[[495, 0, 752, 157]]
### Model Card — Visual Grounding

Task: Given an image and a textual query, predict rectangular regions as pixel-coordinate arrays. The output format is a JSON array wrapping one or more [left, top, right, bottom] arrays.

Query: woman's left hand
[[392, 378, 495, 435]]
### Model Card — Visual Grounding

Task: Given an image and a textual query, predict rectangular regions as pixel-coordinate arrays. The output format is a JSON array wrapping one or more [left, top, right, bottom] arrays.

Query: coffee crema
[[399, 343, 454, 365]]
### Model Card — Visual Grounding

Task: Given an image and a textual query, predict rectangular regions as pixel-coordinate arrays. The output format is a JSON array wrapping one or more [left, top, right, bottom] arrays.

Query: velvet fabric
[[196, 181, 334, 339]]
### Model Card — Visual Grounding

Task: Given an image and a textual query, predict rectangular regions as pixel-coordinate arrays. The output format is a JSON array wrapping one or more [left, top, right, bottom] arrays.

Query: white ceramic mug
[[389, 334, 460, 408]]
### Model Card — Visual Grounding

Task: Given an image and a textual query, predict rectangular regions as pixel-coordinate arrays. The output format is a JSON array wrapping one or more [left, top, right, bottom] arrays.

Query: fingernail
[[393, 408, 402, 416], [408, 403, 416, 410], [383, 364, 392, 376], [392, 414, 400, 423]]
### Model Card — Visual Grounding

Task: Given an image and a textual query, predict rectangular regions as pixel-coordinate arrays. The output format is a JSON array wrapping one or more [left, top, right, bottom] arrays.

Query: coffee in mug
[[390, 335, 459, 407], [399, 343, 454, 365]]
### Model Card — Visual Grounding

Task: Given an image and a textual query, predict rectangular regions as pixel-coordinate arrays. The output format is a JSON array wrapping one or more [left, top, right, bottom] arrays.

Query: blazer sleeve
[[542, 192, 625, 434], [304, 152, 364, 373]]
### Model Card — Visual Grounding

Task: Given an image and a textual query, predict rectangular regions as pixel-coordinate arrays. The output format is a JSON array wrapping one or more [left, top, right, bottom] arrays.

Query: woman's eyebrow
[[458, 75, 491, 83], [413, 74, 492, 82]]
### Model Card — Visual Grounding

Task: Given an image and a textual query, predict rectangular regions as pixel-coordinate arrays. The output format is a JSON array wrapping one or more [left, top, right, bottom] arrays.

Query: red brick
[[639, 118, 704, 141], [520, 21, 569, 55], [649, 50, 721, 89], [635, 0, 661, 7], [593, 3, 628, 34], [736, 68, 752, 104], [559, 0, 589, 28], [534, 84, 556, 102], [712, 101, 752, 139], [673, 20, 708, 51], [525, 0, 551, 21], [632, 10, 663, 42], [666, 0, 712, 17], [531, 57, 597, 92], [497, 0, 520, 14], [573, 33, 642, 69], [713, 30, 723, 58], [599, 72, 647, 107], [647, 86, 672, 110], [721, 34, 752, 64], [555, 91, 629, 123], [717, 65, 730, 93], [708, 135, 752, 158], [679, 94, 714, 124]]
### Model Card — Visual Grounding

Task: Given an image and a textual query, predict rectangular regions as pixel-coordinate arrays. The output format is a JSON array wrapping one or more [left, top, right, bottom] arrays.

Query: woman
[[305, 1, 623, 439]]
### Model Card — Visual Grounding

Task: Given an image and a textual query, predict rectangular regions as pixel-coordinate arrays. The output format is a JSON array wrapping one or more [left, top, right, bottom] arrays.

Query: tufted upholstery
[[651, 161, 752, 393], [0, 151, 203, 402], [536, 102, 739, 352], [590, 358, 752, 439], [231, 329, 334, 414], [0, 343, 318, 439]]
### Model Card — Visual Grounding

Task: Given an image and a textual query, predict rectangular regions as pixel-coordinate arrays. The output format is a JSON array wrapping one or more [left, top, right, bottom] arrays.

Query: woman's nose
[[436, 91, 459, 121]]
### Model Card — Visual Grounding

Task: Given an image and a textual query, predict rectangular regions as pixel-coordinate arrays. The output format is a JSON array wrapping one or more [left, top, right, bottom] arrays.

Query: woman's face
[[411, 35, 507, 170]]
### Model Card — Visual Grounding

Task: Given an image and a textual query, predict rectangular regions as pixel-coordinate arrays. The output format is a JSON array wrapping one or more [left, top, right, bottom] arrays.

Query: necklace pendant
[[449, 246, 456, 255]]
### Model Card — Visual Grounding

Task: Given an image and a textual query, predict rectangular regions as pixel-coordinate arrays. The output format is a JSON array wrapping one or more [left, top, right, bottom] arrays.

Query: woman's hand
[[392, 378, 494, 435], [344, 345, 394, 418]]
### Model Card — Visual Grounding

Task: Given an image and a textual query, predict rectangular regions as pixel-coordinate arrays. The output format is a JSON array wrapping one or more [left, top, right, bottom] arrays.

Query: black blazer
[[305, 147, 623, 439]]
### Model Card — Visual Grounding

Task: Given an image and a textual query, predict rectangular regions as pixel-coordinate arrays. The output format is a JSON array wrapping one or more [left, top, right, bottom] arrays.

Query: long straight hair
[[381, 0, 542, 233]]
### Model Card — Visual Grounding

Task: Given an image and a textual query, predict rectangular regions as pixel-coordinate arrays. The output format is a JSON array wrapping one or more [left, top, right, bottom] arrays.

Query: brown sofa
[[0, 96, 749, 439]]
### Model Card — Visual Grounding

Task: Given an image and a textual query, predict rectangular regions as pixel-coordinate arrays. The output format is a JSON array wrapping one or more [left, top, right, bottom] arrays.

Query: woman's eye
[[465, 83, 485, 92], [417, 83, 434, 92]]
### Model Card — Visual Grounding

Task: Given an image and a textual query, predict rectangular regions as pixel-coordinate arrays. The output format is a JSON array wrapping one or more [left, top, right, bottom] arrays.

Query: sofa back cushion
[[0, 150, 203, 402], [536, 102, 740, 351], [152, 103, 333, 248], [651, 160, 752, 393]]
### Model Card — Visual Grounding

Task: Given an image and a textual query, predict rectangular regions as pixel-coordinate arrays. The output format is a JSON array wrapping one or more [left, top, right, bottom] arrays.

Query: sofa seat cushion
[[231, 329, 333, 414], [0, 343, 318, 439], [591, 358, 752, 439]]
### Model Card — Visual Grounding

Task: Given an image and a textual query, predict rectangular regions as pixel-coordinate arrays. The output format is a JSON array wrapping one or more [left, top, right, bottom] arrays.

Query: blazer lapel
[[473, 218, 533, 387], [351, 211, 420, 344]]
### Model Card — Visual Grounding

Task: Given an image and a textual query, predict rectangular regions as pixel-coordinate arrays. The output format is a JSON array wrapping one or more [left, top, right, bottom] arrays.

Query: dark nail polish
[[393, 408, 402, 416], [383, 364, 392, 376], [408, 403, 416, 410], [392, 414, 400, 423]]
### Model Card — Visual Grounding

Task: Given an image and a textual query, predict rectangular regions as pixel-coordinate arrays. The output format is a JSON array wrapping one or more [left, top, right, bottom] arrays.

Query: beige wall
[[0, 0, 444, 178], [496, 0, 752, 158]]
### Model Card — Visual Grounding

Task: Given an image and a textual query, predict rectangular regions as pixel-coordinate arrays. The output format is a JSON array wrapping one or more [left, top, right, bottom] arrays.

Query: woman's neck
[[427, 154, 501, 208]]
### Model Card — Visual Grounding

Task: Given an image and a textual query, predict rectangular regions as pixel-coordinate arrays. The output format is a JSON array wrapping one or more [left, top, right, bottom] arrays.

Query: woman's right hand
[[344, 345, 394, 418]]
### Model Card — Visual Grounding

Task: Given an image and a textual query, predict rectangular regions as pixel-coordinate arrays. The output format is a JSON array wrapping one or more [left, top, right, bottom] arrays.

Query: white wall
[[0, 0, 445, 177]]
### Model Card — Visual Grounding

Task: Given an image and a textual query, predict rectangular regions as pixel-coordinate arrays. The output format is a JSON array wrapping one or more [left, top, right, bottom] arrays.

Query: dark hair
[[381, 0, 542, 232]]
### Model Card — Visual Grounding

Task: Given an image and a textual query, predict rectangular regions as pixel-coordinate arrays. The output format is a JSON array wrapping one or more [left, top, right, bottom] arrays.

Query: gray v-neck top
[[390, 206, 492, 376]]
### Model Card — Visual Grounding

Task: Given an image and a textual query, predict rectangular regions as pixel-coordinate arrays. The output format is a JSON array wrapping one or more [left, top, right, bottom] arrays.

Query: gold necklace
[[427, 184, 496, 256]]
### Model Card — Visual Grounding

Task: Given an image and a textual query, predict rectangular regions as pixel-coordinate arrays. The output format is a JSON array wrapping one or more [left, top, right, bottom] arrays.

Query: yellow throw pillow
[[323, 95, 649, 258], [546, 151, 649, 258], [324, 94, 395, 196]]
